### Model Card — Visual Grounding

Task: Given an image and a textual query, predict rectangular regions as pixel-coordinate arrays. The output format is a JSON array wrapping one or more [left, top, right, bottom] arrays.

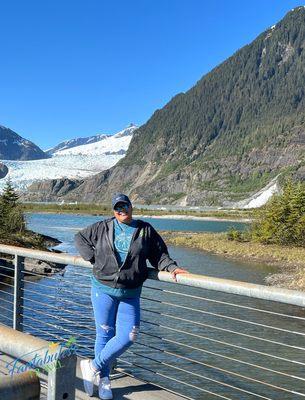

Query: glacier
[[0, 124, 137, 192]]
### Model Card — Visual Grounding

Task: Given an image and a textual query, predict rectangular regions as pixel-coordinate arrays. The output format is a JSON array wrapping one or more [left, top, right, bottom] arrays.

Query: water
[[0, 212, 304, 399], [24, 213, 272, 284], [26, 211, 247, 236]]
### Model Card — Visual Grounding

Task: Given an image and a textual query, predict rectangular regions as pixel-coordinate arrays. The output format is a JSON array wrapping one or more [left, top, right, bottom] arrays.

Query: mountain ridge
[[45, 124, 137, 155], [0, 125, 48, 161], [45, 133, 111, 155]]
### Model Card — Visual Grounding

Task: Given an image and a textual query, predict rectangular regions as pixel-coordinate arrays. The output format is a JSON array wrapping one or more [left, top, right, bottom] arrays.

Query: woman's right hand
[[170, 267, 190, 282]]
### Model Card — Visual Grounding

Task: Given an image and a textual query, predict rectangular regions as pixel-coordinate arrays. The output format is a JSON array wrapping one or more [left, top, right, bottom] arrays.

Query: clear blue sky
[[0, 0, 300, 149]]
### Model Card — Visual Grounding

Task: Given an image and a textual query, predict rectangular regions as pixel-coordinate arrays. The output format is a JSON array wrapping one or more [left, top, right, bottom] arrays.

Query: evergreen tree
[[250, 180, 305, 246], [0, 180, 25, 235], [1, 179, 19, 207]]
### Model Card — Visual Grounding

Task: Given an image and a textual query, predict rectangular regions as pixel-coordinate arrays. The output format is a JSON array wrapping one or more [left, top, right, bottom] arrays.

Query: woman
[[74, 193, 189, 399]]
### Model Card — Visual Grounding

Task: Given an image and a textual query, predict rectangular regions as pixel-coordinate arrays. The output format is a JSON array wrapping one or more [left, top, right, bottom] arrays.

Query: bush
[[227, 226, 250, 242], [250, 180, 305, 246], [227, 228, 244, 241]]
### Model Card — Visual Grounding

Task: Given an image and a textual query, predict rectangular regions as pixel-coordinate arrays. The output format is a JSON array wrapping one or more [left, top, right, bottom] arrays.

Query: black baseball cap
[[112, 193, 132, 209]]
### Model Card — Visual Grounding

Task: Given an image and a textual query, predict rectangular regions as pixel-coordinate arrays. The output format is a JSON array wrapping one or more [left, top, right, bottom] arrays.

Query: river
[[0, 213, 304, 400]]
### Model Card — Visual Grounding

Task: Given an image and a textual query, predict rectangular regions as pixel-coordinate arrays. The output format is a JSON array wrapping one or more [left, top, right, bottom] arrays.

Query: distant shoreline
[[22, 202, 254, 221], [133, 214, 251, 223], [24, 210, 250, 223]]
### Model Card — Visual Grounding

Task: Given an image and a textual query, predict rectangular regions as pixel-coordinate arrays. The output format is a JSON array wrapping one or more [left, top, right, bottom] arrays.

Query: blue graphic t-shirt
[[113, 218, 138, 265]]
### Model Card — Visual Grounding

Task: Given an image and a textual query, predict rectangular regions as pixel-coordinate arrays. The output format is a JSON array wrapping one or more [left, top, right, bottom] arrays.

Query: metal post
[[47, 352, 77, 400], [13, 254, 24, 331]]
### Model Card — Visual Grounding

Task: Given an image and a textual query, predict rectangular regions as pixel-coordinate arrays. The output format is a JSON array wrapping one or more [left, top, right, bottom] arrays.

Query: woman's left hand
[[170, 268, 190, 282]]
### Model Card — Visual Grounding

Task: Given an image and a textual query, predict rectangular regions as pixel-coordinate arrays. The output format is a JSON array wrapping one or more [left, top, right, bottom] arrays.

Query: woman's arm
[[147, 224, 189, 280], [74, 222, 99, 263]]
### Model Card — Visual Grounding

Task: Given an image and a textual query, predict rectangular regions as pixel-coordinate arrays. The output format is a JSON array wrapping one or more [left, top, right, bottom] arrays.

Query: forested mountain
[[26, 7, 305, 205]]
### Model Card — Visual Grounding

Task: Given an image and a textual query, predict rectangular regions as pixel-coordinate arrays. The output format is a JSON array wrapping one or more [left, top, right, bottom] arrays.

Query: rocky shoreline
[[0, 232, 67, 284]]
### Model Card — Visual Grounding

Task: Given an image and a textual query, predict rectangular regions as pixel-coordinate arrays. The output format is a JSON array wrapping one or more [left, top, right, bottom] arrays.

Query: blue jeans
[[90, 285, 141, 378]]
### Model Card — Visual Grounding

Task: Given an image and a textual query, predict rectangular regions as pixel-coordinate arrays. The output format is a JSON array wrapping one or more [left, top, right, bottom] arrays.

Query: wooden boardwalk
[[0, 353, 186, 400]]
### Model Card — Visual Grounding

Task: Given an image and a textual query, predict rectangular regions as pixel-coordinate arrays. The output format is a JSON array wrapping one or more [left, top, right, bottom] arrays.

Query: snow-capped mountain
[[46, 124, 137, 155], [0, 125, 48, 160], [52, 124, 136, 156], [46, 134, 111, 155], [0, 124, 138, 191]]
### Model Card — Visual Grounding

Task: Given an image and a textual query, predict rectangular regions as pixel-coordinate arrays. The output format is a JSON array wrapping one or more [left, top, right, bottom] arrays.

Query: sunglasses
[[114, 203, 130, 212]]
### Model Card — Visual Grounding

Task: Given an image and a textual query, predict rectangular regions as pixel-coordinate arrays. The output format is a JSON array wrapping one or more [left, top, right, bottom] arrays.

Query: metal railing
[[0, 243, 305, 400]]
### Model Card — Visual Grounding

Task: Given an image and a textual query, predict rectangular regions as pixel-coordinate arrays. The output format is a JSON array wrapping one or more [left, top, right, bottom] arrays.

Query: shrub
[[250, 180, 305, 246], [227, 228, 244, 241], [227, 227, 250, 242]]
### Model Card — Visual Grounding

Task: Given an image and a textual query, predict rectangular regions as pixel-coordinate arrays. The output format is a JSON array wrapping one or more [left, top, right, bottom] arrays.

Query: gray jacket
[[74, 216, 178, 289]]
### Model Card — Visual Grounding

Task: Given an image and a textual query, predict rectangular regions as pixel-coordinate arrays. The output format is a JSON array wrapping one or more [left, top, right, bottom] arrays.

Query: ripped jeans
[[90, 284, 141, 378]]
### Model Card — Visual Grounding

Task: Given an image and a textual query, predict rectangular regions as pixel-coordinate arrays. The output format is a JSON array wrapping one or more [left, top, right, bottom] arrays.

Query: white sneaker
[[98, 376, 113, 399], [80, 359, 100, 397]]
